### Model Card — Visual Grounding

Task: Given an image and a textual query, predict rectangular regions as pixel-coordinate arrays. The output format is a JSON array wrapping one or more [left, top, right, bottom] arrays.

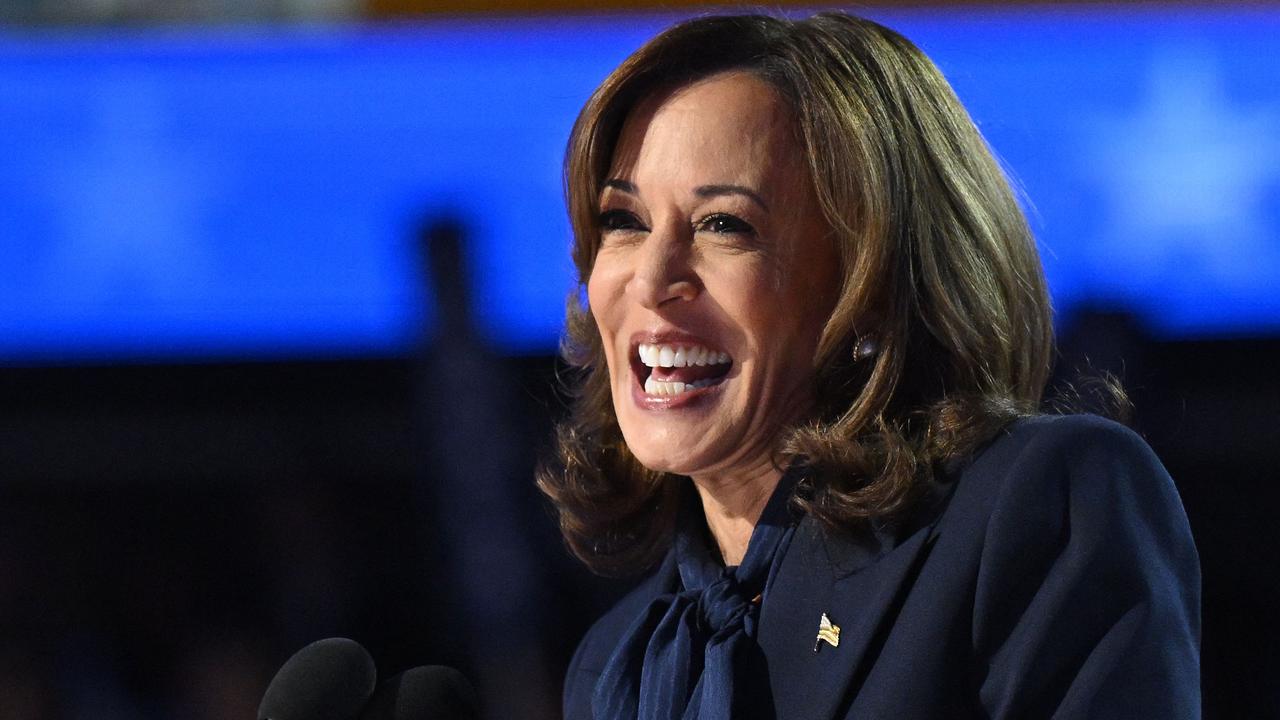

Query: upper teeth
[[638, 343, 730, 368]]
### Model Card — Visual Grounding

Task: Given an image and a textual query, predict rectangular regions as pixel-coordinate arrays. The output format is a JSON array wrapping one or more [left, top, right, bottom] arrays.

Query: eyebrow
[[694, 184, 769, 212], [602, 179, 637, 194], [600, 179, 770, 212]]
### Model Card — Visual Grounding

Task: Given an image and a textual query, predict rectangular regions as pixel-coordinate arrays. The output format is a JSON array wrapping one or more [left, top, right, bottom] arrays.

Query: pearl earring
[[854, 334, 878, 361]]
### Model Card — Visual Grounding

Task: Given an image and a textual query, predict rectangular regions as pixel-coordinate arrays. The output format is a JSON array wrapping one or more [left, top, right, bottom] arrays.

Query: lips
[[631, 337, 733, 399]]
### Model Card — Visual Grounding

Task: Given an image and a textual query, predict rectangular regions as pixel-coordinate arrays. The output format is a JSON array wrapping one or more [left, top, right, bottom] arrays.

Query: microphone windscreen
[[258, 637, 377, 720], [360, 665, 479, 720]]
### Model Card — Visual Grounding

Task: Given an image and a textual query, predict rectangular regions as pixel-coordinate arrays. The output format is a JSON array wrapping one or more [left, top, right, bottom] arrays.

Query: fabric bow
[[593, 470, 800, 720]]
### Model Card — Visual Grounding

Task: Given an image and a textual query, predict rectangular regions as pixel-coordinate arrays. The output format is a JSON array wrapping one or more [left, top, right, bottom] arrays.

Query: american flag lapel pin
[[813, 612, 841, 652]]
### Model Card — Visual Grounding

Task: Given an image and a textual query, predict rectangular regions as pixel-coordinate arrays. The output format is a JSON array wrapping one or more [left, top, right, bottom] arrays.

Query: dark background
[[2, 315, 1277, 719]]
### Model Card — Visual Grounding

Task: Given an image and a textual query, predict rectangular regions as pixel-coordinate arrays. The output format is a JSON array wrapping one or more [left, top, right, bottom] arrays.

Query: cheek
[[585, 263, 614, 332], [586, 250, 626, 316], [727, 264, 804, 341], [741, 266, 833, 376], [779, 228, 841, 347], [586, 277, 603, 328], [586, 266, 624, 376]]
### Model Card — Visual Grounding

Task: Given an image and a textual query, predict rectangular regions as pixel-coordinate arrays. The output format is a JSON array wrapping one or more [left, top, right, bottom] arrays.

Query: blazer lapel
[[758, 513, 940, 720]]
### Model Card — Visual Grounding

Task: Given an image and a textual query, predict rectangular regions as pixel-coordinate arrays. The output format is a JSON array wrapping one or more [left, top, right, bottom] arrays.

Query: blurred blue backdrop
[[0, 6, 1277, 363]]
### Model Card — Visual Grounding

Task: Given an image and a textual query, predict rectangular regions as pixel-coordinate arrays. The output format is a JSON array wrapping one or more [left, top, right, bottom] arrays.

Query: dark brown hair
[[537, 12, 1054, 577]]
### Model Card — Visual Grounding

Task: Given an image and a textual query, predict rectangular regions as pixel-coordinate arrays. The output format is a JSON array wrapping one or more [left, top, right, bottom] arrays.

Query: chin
[[617, 421, 715, 477]]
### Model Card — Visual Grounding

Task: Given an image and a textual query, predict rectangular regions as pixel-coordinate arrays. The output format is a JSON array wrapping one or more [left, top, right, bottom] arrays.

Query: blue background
[[1, 7, 1277, 363]]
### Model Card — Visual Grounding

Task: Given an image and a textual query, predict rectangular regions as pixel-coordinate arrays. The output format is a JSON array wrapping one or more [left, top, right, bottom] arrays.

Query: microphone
[[359, 665, 480, 720], [258, 637, 378, 720]]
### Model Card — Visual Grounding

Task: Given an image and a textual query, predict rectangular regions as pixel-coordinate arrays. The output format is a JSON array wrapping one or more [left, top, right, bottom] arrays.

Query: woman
[[538, 12, 1200, 720]]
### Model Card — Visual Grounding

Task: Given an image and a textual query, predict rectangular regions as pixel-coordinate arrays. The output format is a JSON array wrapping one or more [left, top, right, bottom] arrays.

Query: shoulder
[[947, 413, 1181, 523], [967, 412, 1163, 481], [569, 571, 667, 676], [943, 413, 1197, 580], [562, 553, 677, 720], [943, 415, 1201, 716]]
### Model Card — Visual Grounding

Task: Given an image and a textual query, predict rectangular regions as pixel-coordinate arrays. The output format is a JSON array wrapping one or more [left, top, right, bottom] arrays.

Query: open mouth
[[634, 342, 733, 397]]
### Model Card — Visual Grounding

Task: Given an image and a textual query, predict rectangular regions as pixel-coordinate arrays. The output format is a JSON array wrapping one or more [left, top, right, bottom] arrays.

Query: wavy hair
[[536, 12, 1055, 577]]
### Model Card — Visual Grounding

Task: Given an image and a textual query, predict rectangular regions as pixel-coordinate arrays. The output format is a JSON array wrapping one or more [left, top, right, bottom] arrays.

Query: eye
[[598, 209, 647, 233], [696, 213, 756, 236]]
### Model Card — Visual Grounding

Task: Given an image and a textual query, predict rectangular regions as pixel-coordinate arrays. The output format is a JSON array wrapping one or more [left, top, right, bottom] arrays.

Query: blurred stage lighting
[[0, 7, 1276, 363]]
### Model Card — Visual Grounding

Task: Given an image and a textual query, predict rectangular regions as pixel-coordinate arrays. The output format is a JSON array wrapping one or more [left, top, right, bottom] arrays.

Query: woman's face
[[587, 71, 841, 481]]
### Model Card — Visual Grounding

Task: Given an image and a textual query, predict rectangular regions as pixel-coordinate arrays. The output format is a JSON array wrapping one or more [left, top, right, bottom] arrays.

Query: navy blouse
[[564, 415, 1202, 719]]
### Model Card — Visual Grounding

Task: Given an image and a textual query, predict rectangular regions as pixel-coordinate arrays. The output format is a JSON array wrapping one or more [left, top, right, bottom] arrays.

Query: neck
[[690, 459, 782, 566]]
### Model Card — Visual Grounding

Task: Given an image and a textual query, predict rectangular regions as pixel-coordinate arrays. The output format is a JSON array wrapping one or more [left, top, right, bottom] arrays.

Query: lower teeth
[[644, 377, 718, 396]]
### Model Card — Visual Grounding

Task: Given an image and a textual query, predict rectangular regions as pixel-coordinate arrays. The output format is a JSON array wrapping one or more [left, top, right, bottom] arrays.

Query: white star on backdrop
[[1083, 47, 1280, 304]]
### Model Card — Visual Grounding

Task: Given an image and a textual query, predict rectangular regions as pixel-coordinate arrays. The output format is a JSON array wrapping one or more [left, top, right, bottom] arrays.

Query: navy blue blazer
[[563, 415, 1201, 719]]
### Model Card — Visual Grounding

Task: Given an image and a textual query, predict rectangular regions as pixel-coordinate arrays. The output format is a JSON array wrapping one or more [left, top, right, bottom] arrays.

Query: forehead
[[608, 71, 802, 188]]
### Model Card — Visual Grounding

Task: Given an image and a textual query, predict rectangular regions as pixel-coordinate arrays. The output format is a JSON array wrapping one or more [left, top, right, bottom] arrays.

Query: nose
[[626, 226, 699, 309]]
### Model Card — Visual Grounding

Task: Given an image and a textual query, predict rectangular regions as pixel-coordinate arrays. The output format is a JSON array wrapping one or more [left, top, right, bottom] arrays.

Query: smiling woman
[[587, 71, 841, 565], [537, 11, 1200, 720]]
